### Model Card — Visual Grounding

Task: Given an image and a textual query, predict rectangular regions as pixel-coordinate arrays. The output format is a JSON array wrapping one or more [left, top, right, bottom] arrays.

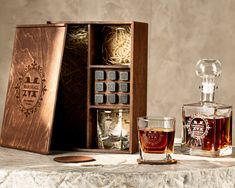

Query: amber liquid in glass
[[138, 128, 175, 154], [184, 116, 232, 151]]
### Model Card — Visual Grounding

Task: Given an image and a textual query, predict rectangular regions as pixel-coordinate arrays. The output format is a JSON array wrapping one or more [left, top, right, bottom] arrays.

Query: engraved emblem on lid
[[15, 61, 47, 117]]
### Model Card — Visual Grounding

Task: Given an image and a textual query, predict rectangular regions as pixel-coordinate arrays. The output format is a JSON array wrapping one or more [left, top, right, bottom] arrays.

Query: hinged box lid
[[0, 24, 67, 154]]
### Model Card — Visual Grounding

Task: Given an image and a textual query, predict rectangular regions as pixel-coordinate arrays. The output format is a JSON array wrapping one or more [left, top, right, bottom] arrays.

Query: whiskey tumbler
[[138, 116, 175, 161]]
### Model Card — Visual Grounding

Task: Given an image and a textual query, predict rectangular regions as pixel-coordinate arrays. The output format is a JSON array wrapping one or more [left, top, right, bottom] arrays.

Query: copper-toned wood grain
[[0, 26, 66, 154], [86, 24, 95, 148], [1, 21, 148, 155], [130, 22, 148, 153], [74, 148, 129, 154], [89, 65, 130, 69]]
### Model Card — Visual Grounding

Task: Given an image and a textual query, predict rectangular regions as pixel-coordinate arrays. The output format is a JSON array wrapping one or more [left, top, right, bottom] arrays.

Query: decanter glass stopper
[[195, 59, 221, 95], [196, 59, 221, 78]]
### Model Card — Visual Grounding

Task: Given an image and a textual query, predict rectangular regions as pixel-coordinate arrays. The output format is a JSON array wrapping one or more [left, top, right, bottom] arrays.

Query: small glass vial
[[181, 59, 232, 157]]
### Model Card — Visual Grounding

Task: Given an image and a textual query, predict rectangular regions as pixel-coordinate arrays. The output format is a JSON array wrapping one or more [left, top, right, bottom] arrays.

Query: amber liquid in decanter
[[183, 116, 232, 151]]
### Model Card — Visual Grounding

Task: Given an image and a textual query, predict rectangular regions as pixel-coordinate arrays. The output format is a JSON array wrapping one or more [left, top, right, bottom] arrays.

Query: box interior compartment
[[86, 24, 132, 153], [51, 24, 89, 150], [90, 24, 131, 66]]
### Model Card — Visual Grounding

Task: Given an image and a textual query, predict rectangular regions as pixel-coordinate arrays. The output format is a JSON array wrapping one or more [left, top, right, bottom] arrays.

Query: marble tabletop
[[0, 146, 235, 188]]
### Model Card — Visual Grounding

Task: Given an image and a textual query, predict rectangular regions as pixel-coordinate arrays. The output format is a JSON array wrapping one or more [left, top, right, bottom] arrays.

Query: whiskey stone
[[119, 71, 129, 81], [95, 70, 105, 80], [95, 82, 105, 92], [119, 94, 129, 104], [95, 94, 105, 104], [119, 82, 129, 92], [107, 94, 117, 104], [107, 82, 116, 92], [107, 71, 117, 80]]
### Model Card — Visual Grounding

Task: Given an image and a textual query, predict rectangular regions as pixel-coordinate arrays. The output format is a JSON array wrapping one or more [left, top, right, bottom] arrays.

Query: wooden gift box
[[0, 21, 148, 154]]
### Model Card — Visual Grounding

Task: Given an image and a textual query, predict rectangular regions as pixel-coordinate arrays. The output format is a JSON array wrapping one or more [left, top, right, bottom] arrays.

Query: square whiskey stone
[[106, 82, 116, 92], [119, 71, 129, 81], [119, 82, 129, 92], [95, 94, 105, 104], [107, 71, 117, 80], [95, 82, 105, 92], [107, 94, 117, 104], [95, 70, 105, 80], [119, 94, 129, 104]]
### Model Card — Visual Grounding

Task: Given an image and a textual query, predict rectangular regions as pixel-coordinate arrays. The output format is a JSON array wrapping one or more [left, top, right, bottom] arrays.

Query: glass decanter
[[181, 59, 232, 157]]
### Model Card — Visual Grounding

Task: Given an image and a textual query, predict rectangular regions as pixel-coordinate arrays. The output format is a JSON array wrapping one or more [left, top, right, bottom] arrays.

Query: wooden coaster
[[137, 158, 177, 165], [54, 156, 95, 163]]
